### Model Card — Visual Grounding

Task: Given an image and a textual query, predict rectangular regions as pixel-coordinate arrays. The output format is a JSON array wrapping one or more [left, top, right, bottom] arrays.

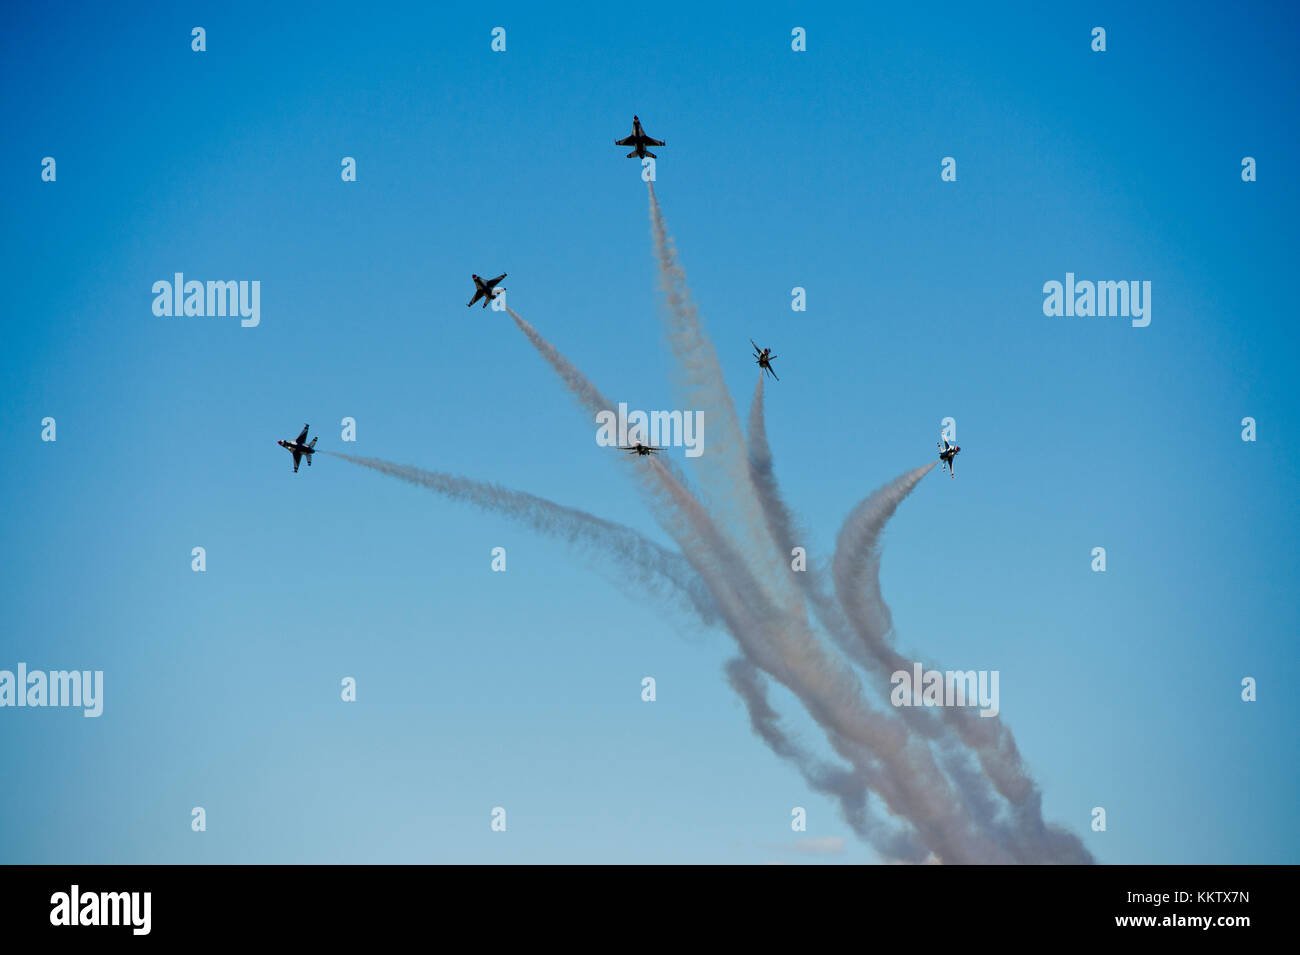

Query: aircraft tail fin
[[309, 437, 317, 448]]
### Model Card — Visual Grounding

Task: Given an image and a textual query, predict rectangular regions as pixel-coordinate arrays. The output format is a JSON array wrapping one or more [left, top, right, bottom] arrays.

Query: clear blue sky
[[1, 0, 1296, 863]]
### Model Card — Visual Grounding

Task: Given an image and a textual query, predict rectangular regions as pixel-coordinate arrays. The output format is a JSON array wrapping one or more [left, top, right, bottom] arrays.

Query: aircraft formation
[[278, 116, 964, 478]]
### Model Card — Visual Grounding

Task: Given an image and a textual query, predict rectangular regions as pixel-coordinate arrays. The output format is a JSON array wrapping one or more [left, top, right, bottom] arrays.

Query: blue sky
[[1, 0, 1296, 863]]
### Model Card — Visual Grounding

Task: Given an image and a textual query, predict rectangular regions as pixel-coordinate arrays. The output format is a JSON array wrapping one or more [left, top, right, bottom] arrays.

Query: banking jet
[[751, 339, 779, 380], [278, 424, 318, 473], [467, 273, 507, 308], [615, 115, 666, 159], [938, 436, 961, 478]]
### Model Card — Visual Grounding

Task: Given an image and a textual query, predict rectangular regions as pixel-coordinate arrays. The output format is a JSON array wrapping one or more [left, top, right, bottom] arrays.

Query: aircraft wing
[[467, 289, 485, 307], [296, 425, 310, 444], [615, 135, 636, 146], [292, 450, 302, 473], [487, 273, 506, 287], [644, 136, 665, 146]]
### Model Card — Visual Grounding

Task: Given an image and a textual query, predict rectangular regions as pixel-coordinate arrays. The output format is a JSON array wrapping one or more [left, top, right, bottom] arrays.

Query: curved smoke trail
[[832, 462, 937, 675], [746, 374, 864, 661], [503, 305, 1012, 862], [724, 657, 929, 863], [646, 182, 798, 610], [336, 194, 1094, 862], [832, 464, 1095, 863], [323, 451, 717, 624], [495, 308, 954, 857], [326, 447, 937, 858]]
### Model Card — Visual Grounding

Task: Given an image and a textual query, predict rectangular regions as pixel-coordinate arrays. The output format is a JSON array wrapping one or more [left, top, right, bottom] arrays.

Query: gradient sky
[[1, 0, 1297, 864]]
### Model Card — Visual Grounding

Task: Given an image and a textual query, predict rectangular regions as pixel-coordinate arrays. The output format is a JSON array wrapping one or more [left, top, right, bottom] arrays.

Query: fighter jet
[[278, 424, 318, 473], [751, 339, 779, 380], [466, 273, 506, 309], [619, 442, 665, 456], [615, 115, 666, 159], [937, 436, 961, 478]]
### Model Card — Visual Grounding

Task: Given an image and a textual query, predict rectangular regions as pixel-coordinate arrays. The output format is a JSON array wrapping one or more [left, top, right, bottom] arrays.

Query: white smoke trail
[[724, 658, 929, 863], [504, 305, 1004, 861], [639, 202, 986, 854], [745, 344, 1091, 861], [507, 307, 614, 418], [466, 206, 1089, 860], [323, 451, 717, 624], [324, 447, 921, 850], [646, 182, 799, 610], [643, 196, 989, 853], [511, 280, 945, 852], [507, 273, 1061, 861], [832, 464, 1095, 863], [654, 465, 1002, 862], [832, 462, 937, 670], [746, 374, 866, 663], [499, 308, 954, 851]]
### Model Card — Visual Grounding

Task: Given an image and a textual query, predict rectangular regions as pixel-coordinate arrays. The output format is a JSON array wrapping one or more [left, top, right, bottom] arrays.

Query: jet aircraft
[[615, 115, 666, 159], [938, 436, 961, 478], [751, 340, 779, 380], [278, 424, 318, 473], [619, 442, 665, 456], [467, 273, 507, 308]]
